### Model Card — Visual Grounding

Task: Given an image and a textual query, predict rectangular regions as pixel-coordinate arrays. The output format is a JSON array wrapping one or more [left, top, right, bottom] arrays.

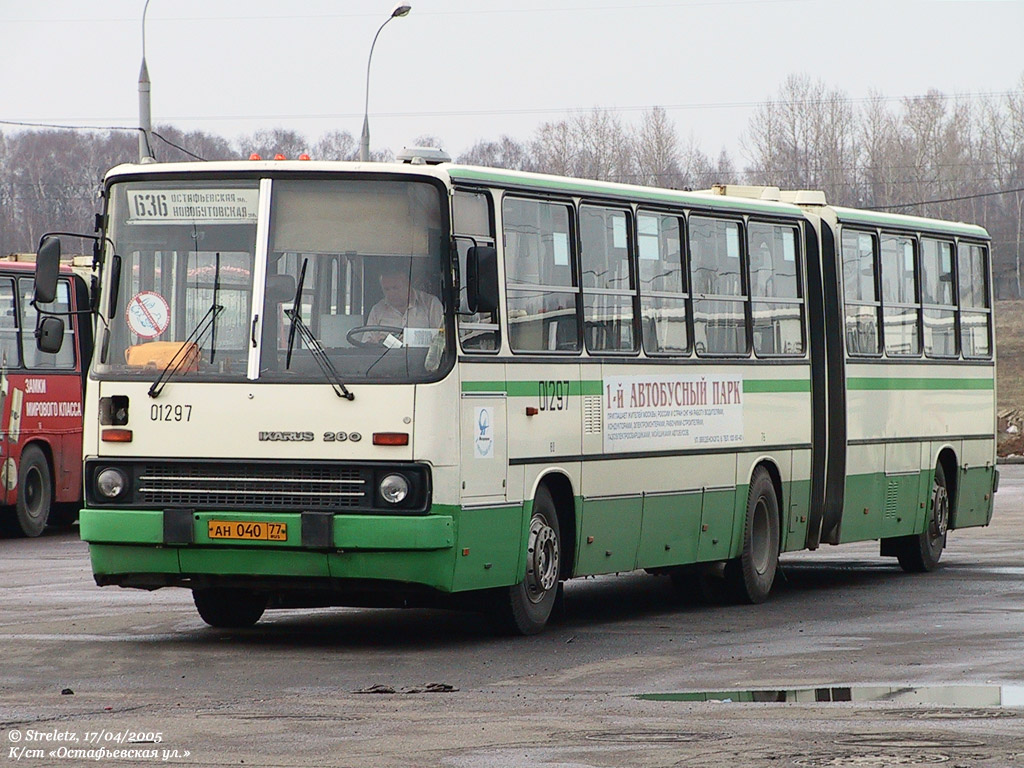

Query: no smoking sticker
[[126, 291, 170, 339]]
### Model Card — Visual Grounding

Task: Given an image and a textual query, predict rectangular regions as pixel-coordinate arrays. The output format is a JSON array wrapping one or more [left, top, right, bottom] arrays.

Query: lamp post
[[138, 0, 155, 162], [359, 4, 411, 162]]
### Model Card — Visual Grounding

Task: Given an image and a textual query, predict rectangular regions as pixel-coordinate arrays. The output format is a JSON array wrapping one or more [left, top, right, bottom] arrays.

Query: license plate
[[207, 520, 287, 542]]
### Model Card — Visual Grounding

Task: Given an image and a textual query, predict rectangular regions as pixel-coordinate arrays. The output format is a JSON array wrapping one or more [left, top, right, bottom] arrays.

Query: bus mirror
[[35, 236, 61, 304], [466, 245, 498, 313], [36, 316, 65, 354]]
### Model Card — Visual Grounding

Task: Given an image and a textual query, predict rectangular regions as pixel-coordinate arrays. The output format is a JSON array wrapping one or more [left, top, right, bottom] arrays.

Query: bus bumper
[[79, 508, 456, 592]]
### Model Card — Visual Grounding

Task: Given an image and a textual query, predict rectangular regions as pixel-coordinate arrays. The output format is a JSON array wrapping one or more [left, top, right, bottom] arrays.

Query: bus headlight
[[379, 474, 409, 504], [96, 468, 128, 499]]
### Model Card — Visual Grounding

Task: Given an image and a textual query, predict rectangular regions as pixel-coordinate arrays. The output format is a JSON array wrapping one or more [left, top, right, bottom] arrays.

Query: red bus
[[0, 257, 93, 537]]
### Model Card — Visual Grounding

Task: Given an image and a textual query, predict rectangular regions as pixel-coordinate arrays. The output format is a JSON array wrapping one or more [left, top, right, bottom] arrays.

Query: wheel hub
[[931, 483, 949, 538], [525, 516, 559, 603]]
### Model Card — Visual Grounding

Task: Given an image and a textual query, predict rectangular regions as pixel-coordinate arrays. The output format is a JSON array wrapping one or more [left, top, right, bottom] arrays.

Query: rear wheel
[[193, 588, 268, 628], [10, 446, 52, 538], [724, 467, 780, 604], [494, 486, 561, 635], [894, 463, 948, 573]]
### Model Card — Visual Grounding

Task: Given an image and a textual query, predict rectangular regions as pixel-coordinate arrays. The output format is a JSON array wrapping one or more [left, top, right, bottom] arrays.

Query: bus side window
[[503, 197, 579, 353], [0, 278, 19, 368], [579, 204, 635, 353], [921, 238, 957, 358], [841, 230, 881, 356], [880, 234, 920, 356], [453, 190, 499, 353], [958, 242, 991, 358], [689, 215, 747, 356], [638, 211, 688, 356], [748, 221, 804, 357]]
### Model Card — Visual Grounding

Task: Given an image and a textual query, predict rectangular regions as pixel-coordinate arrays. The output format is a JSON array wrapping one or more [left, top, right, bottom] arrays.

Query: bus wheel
[[894, 463, 948, 573], [14, 446, 52, 538], [495, 486, 561, 635], [725, 467, 780, 604], [193, 588, 268, 628]]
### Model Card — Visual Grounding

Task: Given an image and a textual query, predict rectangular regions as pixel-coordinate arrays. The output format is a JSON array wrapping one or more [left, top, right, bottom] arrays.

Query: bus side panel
[[578, 452, 642, 575], [953, 438, 997, 528], [783, 449, 812, 552], [450, 503, 523, 590], [696, 453, 736, 563], [839, 443, 886, 543], [637, 488, 702, 569]]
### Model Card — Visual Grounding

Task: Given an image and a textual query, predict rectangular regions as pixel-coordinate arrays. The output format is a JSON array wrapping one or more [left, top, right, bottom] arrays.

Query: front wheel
[[494, 487, 561, 635], [193, 588, 268, 628], [893, 463, 948, 573]]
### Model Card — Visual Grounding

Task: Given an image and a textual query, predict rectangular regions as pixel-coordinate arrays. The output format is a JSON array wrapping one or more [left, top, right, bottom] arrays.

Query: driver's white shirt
[[366, 288, 443, 329]]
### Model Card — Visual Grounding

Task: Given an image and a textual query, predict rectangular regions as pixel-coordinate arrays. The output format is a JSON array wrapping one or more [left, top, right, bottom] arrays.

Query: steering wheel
[[346, 325, 404, 348]]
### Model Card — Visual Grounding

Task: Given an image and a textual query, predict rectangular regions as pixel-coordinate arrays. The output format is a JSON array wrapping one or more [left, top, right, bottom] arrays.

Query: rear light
[[102, 428, 133, 443], [373, 432, 409, 446]]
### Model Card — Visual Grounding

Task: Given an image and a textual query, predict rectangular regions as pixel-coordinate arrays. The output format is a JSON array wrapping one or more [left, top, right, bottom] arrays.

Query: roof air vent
[[397, 147, 452, 165]]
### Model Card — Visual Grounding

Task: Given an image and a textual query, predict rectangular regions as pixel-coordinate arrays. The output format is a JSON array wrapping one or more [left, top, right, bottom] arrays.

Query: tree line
[[2, 73, 1022, 297]]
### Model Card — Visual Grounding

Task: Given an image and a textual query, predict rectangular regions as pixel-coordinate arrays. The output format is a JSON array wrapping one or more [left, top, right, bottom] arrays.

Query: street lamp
[[359, 4, 411, 162], [138, 0, 155, 162]]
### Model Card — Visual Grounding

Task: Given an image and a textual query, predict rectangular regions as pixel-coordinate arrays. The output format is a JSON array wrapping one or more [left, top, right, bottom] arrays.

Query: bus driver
[[367, 266, 443, 331]]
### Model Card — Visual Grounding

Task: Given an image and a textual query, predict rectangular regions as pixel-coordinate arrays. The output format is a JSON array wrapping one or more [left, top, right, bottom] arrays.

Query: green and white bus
[[35, 155, 997, 634]]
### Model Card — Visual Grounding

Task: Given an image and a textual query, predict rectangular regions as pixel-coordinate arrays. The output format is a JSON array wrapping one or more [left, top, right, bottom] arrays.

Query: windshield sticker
[[126, 189, 259, 224], [126, 291, 171, 339]]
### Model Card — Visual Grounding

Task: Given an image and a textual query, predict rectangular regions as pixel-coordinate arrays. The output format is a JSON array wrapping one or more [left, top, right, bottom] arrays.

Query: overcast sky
[[3, 0, 1022, 164]]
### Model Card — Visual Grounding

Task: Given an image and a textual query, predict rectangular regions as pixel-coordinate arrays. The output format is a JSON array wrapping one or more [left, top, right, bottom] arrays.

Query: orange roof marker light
[[299, 153, 311, 161], [274, 154, 286, 161], [249, 153, 262, 161]]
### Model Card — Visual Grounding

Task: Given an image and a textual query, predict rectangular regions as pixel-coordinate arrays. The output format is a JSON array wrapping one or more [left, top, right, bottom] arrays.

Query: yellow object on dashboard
[[124, 341, 199, 371]]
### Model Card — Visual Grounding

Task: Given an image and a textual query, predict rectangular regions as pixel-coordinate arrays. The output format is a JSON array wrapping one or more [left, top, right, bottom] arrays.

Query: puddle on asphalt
[[637, 685, 1024, 707]]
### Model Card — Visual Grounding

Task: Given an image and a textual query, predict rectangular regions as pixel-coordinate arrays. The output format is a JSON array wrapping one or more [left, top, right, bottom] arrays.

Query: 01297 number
[[150, 404, 192, 422], [538, 380, 570, 411]]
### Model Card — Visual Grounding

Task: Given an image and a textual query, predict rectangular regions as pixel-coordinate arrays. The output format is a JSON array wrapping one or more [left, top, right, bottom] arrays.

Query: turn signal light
[[101, 428, 133, 443], [373, 432, 409, 446]]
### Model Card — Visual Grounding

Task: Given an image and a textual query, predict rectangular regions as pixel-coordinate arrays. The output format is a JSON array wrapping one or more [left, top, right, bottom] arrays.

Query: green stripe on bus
[[847, 377, 994, 391], [449, 167, 798, 216], [463, 379, 808, 395], [744, 379, 811, 393], [462, 380, 604, 396]]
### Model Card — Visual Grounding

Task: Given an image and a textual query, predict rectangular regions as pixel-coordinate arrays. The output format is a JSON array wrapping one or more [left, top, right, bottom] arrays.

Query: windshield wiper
[[284, 258, 307, 370], [282, 258, 354, 401], [282, 306, 355, 401], [148, 303, 224, 398]]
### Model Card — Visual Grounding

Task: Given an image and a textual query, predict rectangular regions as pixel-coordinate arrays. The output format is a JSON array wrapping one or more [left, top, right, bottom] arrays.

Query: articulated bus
[[0, 257, 92, 536], [34, 156, 997, 633]]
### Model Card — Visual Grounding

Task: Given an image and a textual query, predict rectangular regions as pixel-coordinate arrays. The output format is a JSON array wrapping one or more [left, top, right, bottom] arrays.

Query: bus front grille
[[137, 463, 369, 511]]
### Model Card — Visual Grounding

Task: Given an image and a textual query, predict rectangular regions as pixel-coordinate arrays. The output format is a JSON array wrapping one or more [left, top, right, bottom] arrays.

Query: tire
[[193, 588, 268, 628], [894, 463, 948, 573], [12, 446, 52, 538], [494, 486, 561, 635], [724, 467, 780, 604]]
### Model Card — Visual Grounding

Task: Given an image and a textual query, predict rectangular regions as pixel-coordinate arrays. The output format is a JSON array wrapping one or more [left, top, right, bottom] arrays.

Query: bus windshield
[[97, 177, 451, 384]]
